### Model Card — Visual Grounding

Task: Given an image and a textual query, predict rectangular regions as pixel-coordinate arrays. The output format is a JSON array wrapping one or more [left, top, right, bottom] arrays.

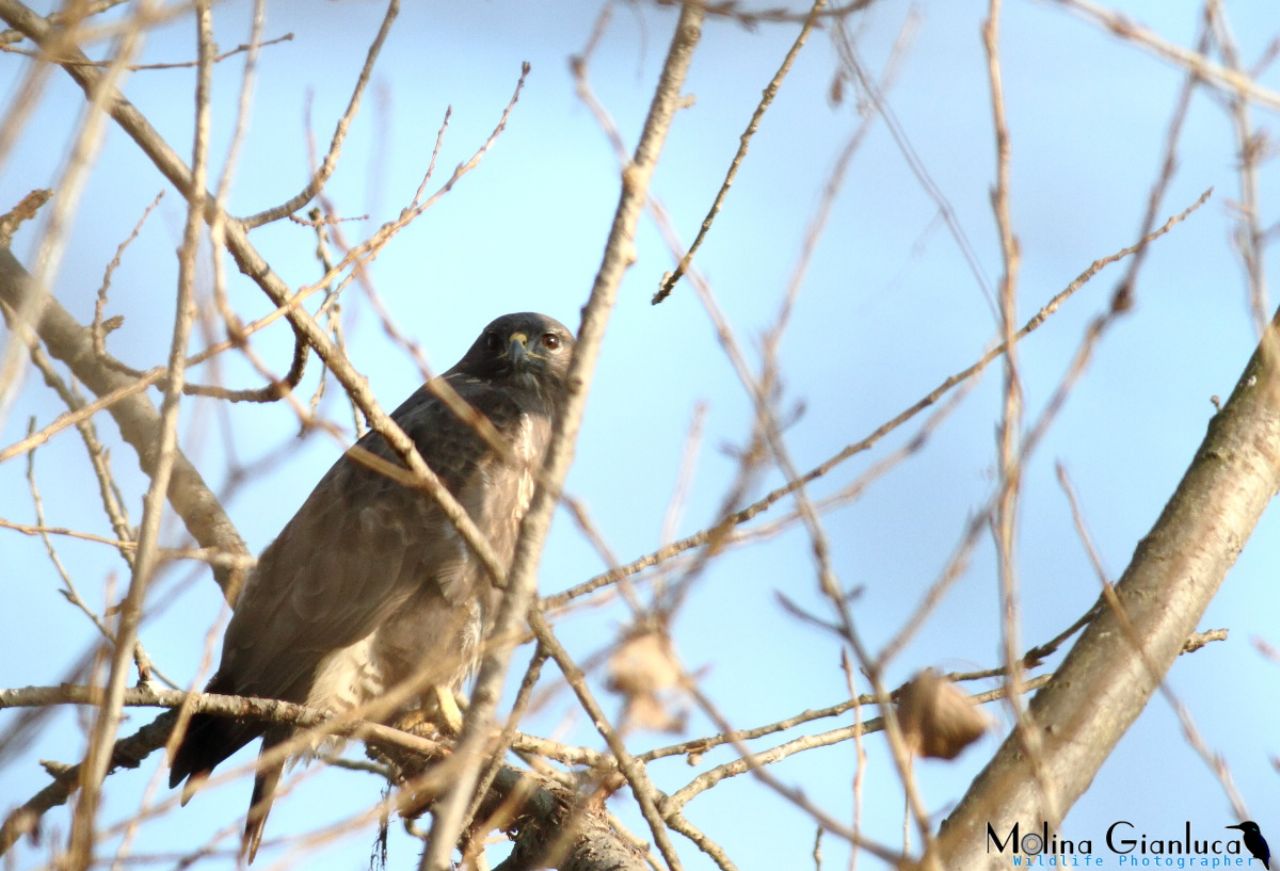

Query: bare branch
[[0, 248, 250, 596], [1049, 0, 1280, 110], [0, 0, 515, 592], [424, 6, 706, 868], [65, 3, 213, 863], [653, 0, 825, 303], [545, 190, 1210, 614], [0, 31, 293, 70], [929, 307, 1280, 868], [239, 0, 396, 228]]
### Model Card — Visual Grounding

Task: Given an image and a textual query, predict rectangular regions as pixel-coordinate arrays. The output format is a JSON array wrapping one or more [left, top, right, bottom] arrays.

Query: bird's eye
[[542, 333, 561, 351], [485, 332, 502, 351]]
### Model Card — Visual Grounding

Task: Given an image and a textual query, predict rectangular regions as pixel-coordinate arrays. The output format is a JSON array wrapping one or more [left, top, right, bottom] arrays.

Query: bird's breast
[[306, 634, 382, 713]]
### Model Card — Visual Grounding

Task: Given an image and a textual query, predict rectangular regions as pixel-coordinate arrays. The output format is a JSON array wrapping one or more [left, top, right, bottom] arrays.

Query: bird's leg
[[393, 686, 466, 736], [393, 708, 430, 733], [432, 685, 465, 735]]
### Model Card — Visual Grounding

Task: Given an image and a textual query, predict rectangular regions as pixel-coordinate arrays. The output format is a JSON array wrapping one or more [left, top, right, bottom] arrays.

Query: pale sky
[[1, 1, 1278, 868]]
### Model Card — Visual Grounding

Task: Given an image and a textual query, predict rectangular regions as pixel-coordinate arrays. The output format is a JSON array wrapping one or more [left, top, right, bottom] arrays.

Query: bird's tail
[[242, 727, 289, 864], [168, 711, 264, 797]]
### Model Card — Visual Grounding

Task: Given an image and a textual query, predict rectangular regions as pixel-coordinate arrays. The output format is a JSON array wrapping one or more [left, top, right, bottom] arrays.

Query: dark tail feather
[[169, 711, 265, 793], [242, 727, 289, 864]]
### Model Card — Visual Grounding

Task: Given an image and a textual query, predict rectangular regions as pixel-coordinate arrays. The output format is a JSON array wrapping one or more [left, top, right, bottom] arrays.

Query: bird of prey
[[168, 312, 574, 862], [1228, 822, 1272, 869]]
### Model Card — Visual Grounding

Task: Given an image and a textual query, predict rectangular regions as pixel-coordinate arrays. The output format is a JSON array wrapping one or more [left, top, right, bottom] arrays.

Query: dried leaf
[[607, 627, 687, 734], [896, 669, 991, 760], [624, 692, 687, 734], [829, 73, 845, 108], [607, 629, 681, 695]]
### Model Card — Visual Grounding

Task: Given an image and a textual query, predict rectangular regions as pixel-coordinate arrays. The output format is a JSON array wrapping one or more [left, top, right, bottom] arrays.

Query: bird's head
[[452, 312, 575, 393], [1228, 822, 1262, 835]]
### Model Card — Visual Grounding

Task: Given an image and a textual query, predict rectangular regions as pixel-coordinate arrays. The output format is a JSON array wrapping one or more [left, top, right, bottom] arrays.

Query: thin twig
[[239, 0, 397, 228], [421, 6, 705, 869], [544, 190, 1210, 614], [531, 613, 683, 869], [1208, 0, 1272, 333], [66, 2, 209, 863], [0, 31, 293, 69], [461, 643, 550, 861], [984, 0, 1057, 830], [0, 0, 147, 428], [0, 2, 528, 599], [833, 18, 994, 312], [1055, 465, 1251, 820], [653, 0, 826, 303], [1048, 0, 1280, 111], [666, 812, 737, 871]]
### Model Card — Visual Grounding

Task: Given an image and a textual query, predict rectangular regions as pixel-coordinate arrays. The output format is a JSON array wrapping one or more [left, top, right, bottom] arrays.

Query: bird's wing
[[214, 376, 501, 702]]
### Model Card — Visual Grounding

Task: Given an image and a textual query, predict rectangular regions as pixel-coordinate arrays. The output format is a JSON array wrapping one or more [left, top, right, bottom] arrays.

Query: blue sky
[[1, 1, 1278, 868]]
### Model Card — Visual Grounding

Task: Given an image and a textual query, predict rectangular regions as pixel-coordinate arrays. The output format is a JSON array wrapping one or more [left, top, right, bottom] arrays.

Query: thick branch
[[0, 686, 643, 871], [0, 247, 249, 597], [930, 312, 1280, 868], [0, 0, 507, 592]]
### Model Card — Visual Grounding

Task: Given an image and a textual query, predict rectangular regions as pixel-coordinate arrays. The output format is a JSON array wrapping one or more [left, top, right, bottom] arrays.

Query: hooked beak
[[508, 332, 530, 368]]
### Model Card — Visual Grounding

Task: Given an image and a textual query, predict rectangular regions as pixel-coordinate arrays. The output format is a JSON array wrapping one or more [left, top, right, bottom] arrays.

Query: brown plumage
[[168, 312, 574, 862]]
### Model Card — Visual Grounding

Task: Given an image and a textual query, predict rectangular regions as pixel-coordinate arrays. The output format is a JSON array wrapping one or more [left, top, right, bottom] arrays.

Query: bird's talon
[[433, 685, 466, 735]]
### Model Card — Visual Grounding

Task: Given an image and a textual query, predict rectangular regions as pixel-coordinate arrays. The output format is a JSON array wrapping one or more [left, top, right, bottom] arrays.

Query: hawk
[[169, 312, 574, 861]]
